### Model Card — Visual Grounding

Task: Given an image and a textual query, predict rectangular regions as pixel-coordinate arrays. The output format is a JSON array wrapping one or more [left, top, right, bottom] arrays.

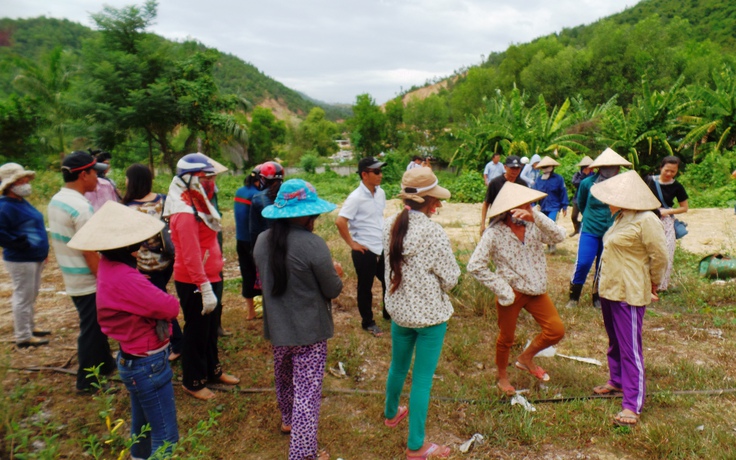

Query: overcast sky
[[5, 1, 632, 105]]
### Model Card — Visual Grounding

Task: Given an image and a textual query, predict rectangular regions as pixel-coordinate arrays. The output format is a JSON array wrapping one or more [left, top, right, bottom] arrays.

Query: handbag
[[654, 179, 688, 239], [159, 195, 176, 260]]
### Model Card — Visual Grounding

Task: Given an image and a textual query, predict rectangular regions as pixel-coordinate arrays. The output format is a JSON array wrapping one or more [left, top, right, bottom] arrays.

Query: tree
[[384, 97, 404, 149], [248, 106, 286, 163], [298, 107, 338, 157], [350, 93, 386, 158]]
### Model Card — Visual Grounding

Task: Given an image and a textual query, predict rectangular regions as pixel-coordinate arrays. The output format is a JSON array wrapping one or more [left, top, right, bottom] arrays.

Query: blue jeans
[[385, 322, 447, 451], [117, 350, 179, 459], [571, 232, 604, 285]]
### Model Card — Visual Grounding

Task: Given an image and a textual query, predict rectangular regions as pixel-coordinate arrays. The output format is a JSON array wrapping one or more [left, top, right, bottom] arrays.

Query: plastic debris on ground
[[525, 340, 556, 357], [510, 393, 536, 412], [556, 354, 603, 366], [328, 362, 347, 378], [458, 433, 484, 453]]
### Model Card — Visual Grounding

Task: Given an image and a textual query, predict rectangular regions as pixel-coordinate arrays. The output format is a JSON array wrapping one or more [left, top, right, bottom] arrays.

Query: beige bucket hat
[[589, 148, 632, 168], [534, 156, 561, 169], [399, 167, 451, 203], [0, 163, 35, 194], [67, 201, 165, 251], [590, 170, 661, 211], [577, 155, 594, 167], [488, 182, 548, 219]]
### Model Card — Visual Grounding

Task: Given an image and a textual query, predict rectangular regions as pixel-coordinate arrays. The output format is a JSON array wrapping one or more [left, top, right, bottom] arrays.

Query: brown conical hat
[[534, 156, 560, 169], [488, 182, 548, 219], [590, 170, 661, 211], [67, 201, 165, 251], [577, 155, 594, 167], [589, 148, 632, 168]]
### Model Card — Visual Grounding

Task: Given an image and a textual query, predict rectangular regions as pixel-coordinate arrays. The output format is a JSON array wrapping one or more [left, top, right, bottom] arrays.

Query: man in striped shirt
[[48, 151, 116, 393]]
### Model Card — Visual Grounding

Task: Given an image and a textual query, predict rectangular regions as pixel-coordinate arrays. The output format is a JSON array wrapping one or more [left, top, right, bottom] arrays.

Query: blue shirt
[[0, 196, 49, 262], [533, 173, 569, 214], [234, 185, 259, 242], [483, 161, 505, 185], [249, 190, 275, 246]]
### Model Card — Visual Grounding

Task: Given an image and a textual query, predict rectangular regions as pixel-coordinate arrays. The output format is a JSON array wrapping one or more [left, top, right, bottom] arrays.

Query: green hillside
[[0, 16, 350, 120]]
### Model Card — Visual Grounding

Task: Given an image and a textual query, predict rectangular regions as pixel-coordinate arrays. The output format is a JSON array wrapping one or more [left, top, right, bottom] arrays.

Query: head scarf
[[163, 174, 221, 232]]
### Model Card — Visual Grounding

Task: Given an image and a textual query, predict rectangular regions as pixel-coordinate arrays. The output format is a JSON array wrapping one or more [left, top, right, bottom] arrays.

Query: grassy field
[[3, 171, 736, 459]]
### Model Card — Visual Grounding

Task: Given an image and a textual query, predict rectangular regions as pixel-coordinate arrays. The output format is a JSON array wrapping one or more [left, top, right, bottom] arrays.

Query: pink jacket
[[97, 258, 180, 355]]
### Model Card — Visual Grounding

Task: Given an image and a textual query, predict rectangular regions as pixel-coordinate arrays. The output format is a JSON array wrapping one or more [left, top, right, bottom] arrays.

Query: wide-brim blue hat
[[262, 179, 337, 219]]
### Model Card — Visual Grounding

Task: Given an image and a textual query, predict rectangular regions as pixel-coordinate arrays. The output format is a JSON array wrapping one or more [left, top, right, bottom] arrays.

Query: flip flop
[[406, 443, 451, 459], [514, 361, 550, 382], [384, 405, 408, 428], [280, 423, 291, 435], [364, 324, 383, 337], [613, 410, 639, 427], [593, 384, 623, 396], [496, 381, 516, 396], [183, 387, 216, 401]]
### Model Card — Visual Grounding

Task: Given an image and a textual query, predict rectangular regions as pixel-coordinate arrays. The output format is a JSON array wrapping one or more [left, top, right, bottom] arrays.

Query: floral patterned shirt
[[468, 210, 566, 306], [383, 211, 460, 328]]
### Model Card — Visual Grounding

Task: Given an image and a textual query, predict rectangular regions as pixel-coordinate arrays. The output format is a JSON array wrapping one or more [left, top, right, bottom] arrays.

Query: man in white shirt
[[336, 157, 388, 337], [483, 152, 505, 185], [406, 155, 424, 171]]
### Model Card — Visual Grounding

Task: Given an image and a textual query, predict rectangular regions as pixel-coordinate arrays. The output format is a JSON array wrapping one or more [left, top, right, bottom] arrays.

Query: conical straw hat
[[68, 201, 165, 251], [534, 156, 560, 169], [488, 182, 548, 219], [590, 170, 661, 211], [206, 156, 229, 175], [589, 148, 632, 168], [577, 155, 593, 167]]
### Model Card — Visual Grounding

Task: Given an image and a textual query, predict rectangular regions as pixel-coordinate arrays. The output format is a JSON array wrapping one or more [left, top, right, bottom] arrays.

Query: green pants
[[384, 321, 447, 451]]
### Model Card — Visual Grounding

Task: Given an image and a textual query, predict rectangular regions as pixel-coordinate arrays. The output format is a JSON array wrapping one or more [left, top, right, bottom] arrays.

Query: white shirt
[[407, 161, 422, 171], [484, 161, 505, 185], [338, 182, 386, 255]]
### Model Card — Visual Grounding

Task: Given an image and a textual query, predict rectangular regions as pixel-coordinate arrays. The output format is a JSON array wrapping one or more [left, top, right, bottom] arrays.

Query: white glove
[[199, 282, 218, 315]]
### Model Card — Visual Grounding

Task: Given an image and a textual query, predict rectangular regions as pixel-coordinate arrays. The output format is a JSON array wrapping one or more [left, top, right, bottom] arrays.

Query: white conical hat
[[590, 170, 661, 210], [577, 155, 594, 167], [589, 148, 632, 168], [488, 182, 548, 219], [67, 201, 165, 251], [535, 156, 560, 169]]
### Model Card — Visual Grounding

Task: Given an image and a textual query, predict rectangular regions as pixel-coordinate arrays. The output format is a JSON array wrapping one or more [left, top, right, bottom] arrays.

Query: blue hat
[[262, 179, 336, 219]]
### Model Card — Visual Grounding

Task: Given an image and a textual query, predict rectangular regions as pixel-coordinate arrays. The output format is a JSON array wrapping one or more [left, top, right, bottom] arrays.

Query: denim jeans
[[117, 349, 179, 459]]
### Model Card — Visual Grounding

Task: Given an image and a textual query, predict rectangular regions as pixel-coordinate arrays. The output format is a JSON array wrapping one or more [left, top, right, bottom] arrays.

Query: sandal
[[317, 448, 329, 460], [385, 406, 408, 428], [406, 443, 451, 459], [280, 423, 291, 435], [514, 361, 550, 382], [364, 324, 383, 337], [613, 410, 639, 427], [593, 383, 623, 396], [496, 380, 516, 396], [183, 387, 216, 401]]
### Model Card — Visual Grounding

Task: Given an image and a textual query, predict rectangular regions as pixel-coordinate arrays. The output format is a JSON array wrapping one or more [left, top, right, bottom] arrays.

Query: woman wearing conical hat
[[468, 182, 566, 395], [68, 201, 180, 458], [589, 171, 667, 427], [532, 156, 569, 253], [570, 156, 595, 237], [567, 148, 631, 309]]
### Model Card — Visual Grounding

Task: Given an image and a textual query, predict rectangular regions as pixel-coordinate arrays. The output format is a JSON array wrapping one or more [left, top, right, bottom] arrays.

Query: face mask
[[510, 216, 529, 227], [10, 183, 32, 197], [598, 166, 619, 180]]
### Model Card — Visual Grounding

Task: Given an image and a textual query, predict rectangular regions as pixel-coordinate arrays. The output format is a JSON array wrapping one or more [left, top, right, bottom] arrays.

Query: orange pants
[[495, 291, 565, 371]]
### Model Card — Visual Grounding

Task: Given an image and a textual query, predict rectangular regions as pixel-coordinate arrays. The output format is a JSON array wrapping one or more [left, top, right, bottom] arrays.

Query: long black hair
[[123, 164, 153, 204], [268, 219, 291, 297], [388, 197, 437, 294]]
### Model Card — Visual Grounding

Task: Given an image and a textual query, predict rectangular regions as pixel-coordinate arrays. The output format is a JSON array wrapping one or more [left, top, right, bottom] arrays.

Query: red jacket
[[97, 258, 180, 355], [170, 213, 223, 286]]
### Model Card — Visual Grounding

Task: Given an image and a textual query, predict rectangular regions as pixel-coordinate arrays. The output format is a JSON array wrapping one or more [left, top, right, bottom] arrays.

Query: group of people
[[0, 145, 689, 459]]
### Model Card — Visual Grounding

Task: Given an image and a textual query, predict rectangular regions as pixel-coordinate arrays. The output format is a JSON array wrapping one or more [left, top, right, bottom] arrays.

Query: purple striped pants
[[600, 298, 646, 414]]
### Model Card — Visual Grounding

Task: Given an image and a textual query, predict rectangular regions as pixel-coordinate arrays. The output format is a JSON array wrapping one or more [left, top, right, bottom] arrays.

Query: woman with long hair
[[468, 181, 566, 395], [590, 171, 667, 427], [254, 179, 342, 460], [382, 167, 460, 460], [645, 156, 689, 291], [123, 164, 182, 360], [68, 202, 180, 459]]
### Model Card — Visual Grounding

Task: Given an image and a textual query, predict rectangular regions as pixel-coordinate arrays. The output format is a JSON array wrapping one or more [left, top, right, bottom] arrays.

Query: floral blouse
[[383, 211, 460, 328], [468, 210, 566, 306]]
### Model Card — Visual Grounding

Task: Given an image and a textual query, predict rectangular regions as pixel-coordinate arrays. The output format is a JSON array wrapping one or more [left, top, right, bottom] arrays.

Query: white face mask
[[10, 183, 32, 197]]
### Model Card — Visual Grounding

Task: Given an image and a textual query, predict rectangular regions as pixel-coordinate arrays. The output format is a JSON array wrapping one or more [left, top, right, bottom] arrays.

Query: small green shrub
[[300, 152, 319, 173]]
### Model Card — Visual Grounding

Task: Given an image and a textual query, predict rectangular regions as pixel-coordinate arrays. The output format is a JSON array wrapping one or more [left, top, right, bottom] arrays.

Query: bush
[[446, 170, 485, 203], [300, 152, 319, 173]]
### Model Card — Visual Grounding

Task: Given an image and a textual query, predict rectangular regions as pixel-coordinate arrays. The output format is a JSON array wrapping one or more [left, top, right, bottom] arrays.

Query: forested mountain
[[0, 16, 350, 120]]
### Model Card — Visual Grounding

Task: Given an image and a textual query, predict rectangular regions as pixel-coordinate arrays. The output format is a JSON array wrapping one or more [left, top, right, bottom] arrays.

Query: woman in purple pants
[[590, 171, 668, 427]]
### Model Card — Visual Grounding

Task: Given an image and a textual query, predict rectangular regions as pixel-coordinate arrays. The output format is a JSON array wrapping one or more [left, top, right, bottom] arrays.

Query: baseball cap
[[358, 157, 386, 173], [62, 151, 109, 174], [504, 155, 522, 168]]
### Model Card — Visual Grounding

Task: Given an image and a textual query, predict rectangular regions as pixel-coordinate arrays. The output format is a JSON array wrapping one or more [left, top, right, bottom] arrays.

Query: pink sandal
[[384, 405, 408, 428], [406, 443, 451, 459]]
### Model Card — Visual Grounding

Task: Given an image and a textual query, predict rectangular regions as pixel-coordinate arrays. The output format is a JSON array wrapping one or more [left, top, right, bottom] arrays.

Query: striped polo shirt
[[48, 187, 97, 296]]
